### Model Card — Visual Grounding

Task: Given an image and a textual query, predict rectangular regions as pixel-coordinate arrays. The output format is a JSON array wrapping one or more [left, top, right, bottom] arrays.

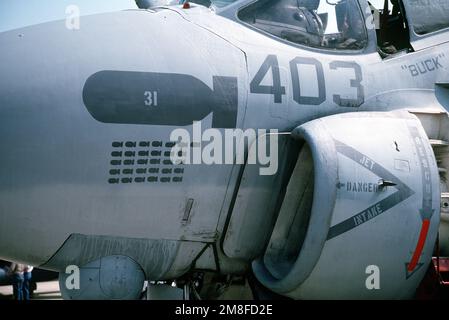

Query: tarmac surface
[[0, 280, 61, 300]]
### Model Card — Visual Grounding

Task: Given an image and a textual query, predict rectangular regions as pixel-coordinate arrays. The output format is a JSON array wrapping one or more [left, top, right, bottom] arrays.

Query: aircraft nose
[[0, 7, 245, 266], [0, 36, 35, 262], [0, 27, 67, 264]]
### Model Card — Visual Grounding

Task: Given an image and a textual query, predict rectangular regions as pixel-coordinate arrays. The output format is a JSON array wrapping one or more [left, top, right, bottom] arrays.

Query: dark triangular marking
[[405, 263, 424, 279]]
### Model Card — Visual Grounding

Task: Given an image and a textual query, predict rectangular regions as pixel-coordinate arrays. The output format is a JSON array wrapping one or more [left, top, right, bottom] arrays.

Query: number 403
[[250, 55, 364, 108]]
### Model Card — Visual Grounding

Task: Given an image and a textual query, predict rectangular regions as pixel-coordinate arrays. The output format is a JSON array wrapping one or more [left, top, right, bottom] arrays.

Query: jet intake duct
[[253, 112, 440, 299]]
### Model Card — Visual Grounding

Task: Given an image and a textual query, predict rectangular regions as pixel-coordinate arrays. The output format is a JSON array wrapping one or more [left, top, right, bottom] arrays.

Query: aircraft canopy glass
[[211, 0, 240, 8], [404, 0, 449, 35], [238, 0, 368, 50]]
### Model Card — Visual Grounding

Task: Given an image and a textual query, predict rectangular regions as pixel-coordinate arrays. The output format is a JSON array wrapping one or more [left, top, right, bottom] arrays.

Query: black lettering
[[417, 62, 427, 74], [290, 57, 326, 105], [250, 55, 286, 103], [433, 57, 443, 69], [330, 61, 364, 108], [425, 59, 435, 71], [409, 65, 419, 77]]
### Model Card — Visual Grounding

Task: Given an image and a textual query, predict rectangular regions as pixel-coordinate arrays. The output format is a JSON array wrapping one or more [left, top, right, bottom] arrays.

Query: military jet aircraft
[[0, 0, 448, 300]]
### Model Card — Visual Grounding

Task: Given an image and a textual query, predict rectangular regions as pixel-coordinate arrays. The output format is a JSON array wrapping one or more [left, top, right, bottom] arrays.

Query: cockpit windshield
[[238, 0, 368, 50], [211, 0, 240, 8]]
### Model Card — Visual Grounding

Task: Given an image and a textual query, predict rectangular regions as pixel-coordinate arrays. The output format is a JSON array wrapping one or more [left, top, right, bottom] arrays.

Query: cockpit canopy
[[237, 0, 367, 50], [210, 0, 449, 52], [404, 0, 449, 35]]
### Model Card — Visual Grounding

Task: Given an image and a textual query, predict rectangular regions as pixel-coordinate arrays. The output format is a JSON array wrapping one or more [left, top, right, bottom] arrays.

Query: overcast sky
[[0, 0, 137, 32], [0, 0, 389, 33]]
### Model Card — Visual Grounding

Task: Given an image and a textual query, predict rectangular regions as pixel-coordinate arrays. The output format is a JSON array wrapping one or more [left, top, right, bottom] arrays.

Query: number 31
[[144, 91, 158, 107]]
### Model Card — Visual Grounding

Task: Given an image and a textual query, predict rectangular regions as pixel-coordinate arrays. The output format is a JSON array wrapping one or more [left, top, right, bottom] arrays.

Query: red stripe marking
[[408, 219, 430, 272]]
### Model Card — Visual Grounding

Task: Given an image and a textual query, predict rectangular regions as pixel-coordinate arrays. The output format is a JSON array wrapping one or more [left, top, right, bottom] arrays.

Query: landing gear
[[143, 272, 254, 300]]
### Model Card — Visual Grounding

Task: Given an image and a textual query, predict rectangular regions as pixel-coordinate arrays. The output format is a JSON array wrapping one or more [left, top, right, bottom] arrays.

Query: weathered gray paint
[[0, 0, 447, 299]]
